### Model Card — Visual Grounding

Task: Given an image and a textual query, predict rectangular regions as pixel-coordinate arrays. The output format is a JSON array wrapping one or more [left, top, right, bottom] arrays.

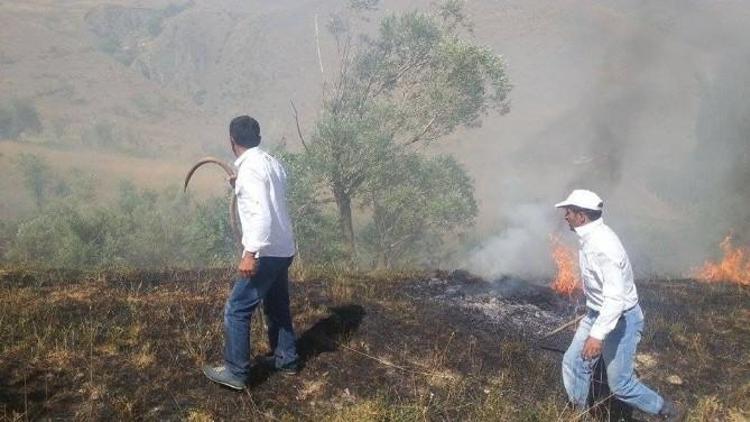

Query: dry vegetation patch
[[0, 268, 747, 420]]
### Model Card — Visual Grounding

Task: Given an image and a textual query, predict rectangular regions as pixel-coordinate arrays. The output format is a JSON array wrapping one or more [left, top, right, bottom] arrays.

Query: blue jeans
[[562, 304, 664, 415], [224, 256, 298, 380]]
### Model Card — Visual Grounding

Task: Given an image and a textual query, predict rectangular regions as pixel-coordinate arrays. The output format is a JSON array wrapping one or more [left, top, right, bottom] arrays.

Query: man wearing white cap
[[555, 189, 682, 420]]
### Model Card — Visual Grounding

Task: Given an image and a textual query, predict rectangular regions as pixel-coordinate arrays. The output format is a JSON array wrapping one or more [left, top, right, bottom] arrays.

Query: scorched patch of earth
[[0, 268, 747, 420], [404, 270, 580, 340]]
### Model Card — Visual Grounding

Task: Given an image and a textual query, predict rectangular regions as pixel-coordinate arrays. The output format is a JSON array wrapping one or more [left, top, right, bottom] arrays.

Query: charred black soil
[[0, 268, 748, 421]]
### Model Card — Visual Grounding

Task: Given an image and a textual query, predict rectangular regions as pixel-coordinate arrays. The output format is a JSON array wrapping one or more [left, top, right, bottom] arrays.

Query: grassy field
[[0, 267, 748, 421], [0, 141, 227, 220]]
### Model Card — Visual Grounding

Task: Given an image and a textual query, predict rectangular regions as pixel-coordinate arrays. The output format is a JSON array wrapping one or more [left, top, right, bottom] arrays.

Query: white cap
[[555, 189, 604, 211]]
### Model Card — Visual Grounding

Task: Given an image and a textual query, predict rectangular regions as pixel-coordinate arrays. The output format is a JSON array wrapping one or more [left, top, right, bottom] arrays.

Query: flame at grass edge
[[694, 234, 750, 286], [550, 234, 582, 296]]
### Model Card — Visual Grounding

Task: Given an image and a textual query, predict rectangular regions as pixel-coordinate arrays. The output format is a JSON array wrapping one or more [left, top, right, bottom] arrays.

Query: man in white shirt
[[203, 116, 298, 390], [556, 189, 682, 420]]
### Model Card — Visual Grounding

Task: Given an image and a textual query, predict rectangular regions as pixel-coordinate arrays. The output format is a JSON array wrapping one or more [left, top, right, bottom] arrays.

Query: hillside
[[0, 1, 212, 155], [2, 0, 750, 273]]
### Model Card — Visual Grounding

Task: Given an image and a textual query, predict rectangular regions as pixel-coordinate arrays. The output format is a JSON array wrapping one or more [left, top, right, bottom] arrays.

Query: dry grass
[[0, 141, 225, 220], [0, 268, 748, 421]]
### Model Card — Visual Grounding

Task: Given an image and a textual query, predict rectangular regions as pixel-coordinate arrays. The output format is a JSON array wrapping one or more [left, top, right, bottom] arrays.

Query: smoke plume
[[464, 0, 750, 279]]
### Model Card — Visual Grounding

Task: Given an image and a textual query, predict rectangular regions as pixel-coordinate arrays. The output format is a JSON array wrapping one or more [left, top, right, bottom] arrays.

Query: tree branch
[[369, 57, 430, 100], [332, 36, 353, 113], [289, 100, 309, 152], [405, 115, 437, 145], [314, 14, 325, 77]]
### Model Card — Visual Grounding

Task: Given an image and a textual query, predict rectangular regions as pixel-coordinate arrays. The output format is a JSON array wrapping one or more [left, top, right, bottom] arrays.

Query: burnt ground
[[0, 267, 748, 421]]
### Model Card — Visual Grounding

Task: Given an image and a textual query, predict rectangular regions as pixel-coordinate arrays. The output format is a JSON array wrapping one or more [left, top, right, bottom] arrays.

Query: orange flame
[[694, 234, 750, 286], [550, 234, 582, 296]]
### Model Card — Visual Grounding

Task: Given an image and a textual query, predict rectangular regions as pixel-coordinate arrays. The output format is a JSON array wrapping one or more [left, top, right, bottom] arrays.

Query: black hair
[[229, 115, 261, 148], [569, 205, 603, 221]]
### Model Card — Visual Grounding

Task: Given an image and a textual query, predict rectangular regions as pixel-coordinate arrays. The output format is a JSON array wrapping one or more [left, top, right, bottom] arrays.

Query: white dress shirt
[[234, 147, 296, 258], [574, 218, 639, 340]]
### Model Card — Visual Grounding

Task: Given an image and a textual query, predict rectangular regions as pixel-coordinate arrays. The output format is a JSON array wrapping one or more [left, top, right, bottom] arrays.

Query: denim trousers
[[224, 256, 298, 380], [562, 304, 664, 415]]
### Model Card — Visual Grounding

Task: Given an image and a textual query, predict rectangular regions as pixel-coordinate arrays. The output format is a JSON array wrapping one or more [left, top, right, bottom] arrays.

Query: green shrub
[[2, 148, 473, 270], [2, 178, 237, 270], [0, 98, 42, 139], [15, 153, 52, 208]]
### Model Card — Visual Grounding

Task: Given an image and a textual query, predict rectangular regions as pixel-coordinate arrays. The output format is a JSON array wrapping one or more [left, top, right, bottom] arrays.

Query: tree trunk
[[371, 201, 390, 269], [333, 185, 356, 261]]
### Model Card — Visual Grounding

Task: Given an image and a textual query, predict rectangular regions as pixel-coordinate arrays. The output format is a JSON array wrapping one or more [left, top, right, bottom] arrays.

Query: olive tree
[[361, 153, 477, 268], [16, 153, 52, 209], [305, 0, 510, 260]]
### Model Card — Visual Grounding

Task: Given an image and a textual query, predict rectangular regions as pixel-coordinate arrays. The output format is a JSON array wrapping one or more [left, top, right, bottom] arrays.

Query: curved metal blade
[[183, 157, 236, 192], [183, 157, 242, 250]]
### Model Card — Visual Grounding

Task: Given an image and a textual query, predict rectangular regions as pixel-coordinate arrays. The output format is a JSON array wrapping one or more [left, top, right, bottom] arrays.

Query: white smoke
[[460, 1, 750, 278], [466, 202, 563, 280]]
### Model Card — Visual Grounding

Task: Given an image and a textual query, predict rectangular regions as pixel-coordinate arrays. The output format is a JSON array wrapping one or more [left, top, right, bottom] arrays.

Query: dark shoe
[[255, 353, 276, 366], [202, 364, 246, 390], [277, 361, 299, 376], [659, 400, 685, 422], [255, 353, 299, 376]]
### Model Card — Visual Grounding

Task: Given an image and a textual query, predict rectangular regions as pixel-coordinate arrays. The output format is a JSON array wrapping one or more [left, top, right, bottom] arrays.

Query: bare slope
[[0, 1, 214, 155]]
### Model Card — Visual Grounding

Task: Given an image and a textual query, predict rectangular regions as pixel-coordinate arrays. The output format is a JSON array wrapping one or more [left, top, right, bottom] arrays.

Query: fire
[[550, 234, 582, 296], [694, 234, 750, 286]]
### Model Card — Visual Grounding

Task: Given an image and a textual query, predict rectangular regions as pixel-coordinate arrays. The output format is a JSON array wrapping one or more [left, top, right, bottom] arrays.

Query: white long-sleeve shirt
[[234, 147, 296, 258], [575, 218, 639, 340]]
